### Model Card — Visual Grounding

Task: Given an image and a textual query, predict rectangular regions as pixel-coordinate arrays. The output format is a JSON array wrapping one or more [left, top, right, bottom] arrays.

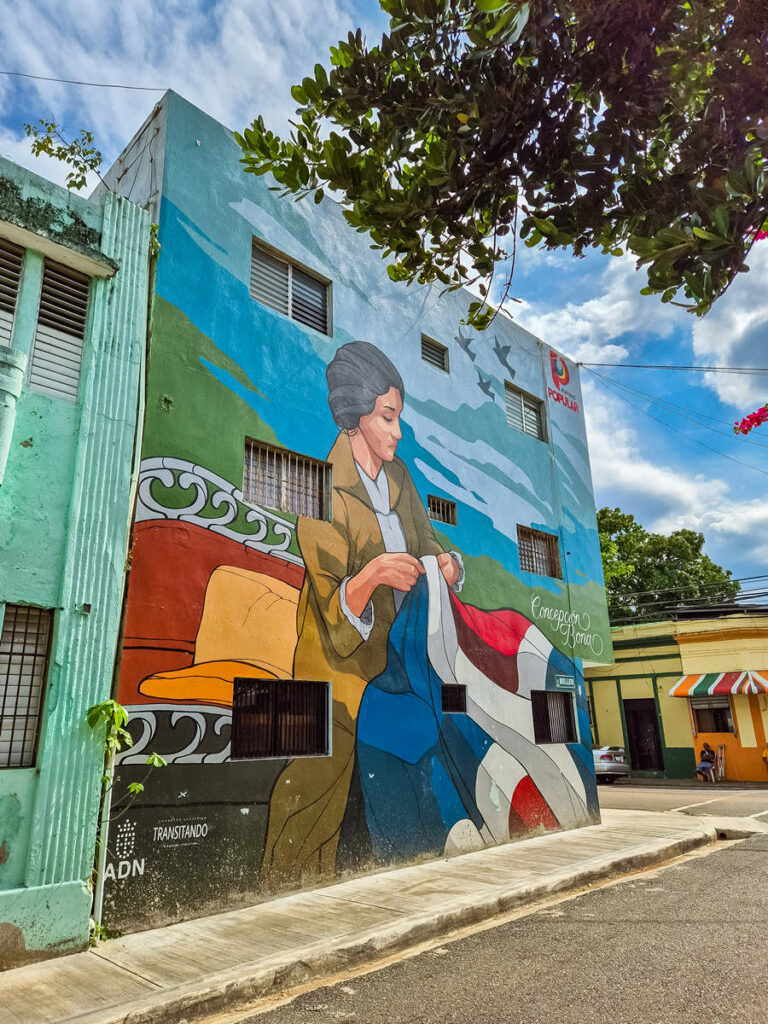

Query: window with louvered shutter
[[0, 605, 53, 768], [0, 238, 24, 345], [421, 334, 449, 372], [232, 678, 330, 758], [250, 240, 330, 335], [531, 690, 576, 744], [505, 381, 545, 440], [28, 260, 90, 401], [243, 439, 332, 520]]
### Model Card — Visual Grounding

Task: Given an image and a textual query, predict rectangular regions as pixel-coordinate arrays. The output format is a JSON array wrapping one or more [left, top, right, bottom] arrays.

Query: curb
[[77, 823, 716, 1024]]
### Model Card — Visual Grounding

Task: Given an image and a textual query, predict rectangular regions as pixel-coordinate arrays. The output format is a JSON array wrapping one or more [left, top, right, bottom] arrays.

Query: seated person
[[696, 742, 716, 782]]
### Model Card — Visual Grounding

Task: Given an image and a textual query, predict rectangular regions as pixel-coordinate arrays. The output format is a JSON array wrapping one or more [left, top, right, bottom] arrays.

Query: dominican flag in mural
[[357, 557, 596, 863]]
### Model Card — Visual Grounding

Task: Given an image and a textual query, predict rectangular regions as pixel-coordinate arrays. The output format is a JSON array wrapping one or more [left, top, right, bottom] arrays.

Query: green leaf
[[475, 0, 506, 10]]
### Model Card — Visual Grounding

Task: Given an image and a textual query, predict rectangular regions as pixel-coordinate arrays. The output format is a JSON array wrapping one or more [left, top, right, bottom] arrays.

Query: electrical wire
[[583, 366, 768, 478], [579, 361, 768, 375], [0, 69, 165, 91], [606, 573, 768, 603]]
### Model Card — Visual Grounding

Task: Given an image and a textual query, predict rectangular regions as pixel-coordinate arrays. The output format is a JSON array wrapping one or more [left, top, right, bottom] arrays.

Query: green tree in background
[[597, 507, 740, 623], [237, 0, 768, 327]]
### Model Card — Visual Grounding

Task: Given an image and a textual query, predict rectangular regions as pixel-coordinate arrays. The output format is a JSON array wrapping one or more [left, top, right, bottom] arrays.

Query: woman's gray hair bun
[[326, 341, 404, 431]]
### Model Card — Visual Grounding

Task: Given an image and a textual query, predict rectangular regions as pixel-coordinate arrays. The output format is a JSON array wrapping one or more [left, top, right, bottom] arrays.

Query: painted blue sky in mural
[[2, 0, 768, 588]]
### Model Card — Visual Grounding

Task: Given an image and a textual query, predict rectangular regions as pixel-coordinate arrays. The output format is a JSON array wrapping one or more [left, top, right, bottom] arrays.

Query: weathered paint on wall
[[0, 157, 150, 965], [104, 92, 610, 933]]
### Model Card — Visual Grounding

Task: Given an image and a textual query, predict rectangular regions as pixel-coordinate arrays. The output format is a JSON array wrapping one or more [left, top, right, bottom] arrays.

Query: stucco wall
[[103, 92, 610, 933]]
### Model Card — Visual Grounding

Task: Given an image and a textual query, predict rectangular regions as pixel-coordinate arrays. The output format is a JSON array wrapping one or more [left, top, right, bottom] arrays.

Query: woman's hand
[[437, 552, 460, 587], [345, 553, 425, 617]]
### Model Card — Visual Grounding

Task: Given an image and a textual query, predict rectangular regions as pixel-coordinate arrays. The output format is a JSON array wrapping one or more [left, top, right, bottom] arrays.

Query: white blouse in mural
[[340, 462, 464, 640]]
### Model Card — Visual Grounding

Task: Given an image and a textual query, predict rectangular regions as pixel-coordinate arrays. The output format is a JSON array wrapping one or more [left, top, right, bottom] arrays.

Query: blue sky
[[2, 0, 767, 590]]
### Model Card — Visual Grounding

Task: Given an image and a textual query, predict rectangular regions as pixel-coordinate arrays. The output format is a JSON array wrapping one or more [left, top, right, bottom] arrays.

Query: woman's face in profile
[[356, 386, 403, 463]]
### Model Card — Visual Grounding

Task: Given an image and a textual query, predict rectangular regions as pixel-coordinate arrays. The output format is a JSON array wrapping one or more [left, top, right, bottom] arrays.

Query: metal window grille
[[0, 237, 24, 345], [231, 678, 330, 758], [441, 683, 467, 714], [0, 605, 52, 768], [28, 259, 90, 401], [244, 439, 331, 520], [250, 240, 329, 335], [691, 696, 734, 733], [517, 525, 562, 578], [427, 494, 457, 526], [531, 690, 576, 744], [504, 381, 545, 440], [421, 334, 449, 372]]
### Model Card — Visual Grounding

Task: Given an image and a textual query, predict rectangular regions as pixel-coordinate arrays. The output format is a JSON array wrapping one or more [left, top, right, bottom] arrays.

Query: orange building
[[585, 608, 768, 783]]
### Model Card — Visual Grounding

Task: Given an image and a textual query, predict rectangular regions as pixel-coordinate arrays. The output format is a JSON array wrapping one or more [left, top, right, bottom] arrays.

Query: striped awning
[[669, 670, 768, 697]]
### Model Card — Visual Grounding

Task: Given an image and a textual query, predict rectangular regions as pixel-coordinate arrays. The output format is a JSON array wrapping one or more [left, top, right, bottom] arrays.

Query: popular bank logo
[[550, 351, 570, 391], [548, 351, 579, 414]]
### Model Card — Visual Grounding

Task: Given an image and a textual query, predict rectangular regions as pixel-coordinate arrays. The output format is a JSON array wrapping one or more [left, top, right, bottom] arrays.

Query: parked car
[[593, 745, 630, 783]]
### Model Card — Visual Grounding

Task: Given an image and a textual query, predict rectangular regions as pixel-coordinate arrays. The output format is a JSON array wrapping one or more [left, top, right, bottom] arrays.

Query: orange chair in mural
[[138, 565, 300, 707]]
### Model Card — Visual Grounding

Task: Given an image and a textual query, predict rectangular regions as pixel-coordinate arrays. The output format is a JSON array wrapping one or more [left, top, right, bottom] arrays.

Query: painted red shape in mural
[[510, 775, 559, 832]]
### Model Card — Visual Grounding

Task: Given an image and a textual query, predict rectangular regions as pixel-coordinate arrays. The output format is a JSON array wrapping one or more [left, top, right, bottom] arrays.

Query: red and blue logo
[[550, 351, 570, 390]]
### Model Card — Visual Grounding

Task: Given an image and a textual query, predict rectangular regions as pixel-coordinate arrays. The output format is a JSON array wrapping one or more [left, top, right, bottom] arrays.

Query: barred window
[[244, 439, 331, 520], [231, 678, 330, 758], [505, 381, 545, 441], [517, 525, 562, 579], [0, 605, 53, 768], [531, 690, 577, 744], [427, 494, 457, 526], [28, 259, 90, 401], [421, 334, 449, 372], [441, 683, 466, 714], [250, 240, 330, 335], [0, 237, 24, 345]]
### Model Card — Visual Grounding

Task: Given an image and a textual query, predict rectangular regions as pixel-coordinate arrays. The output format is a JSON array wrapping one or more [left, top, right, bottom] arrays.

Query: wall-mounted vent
[[231, 678, 330, 758], [421, 334, 449, 372], [0, 237, 24, 345], [517, 525, 562, 579], [0, 605, 53, 768], [504, 381, 545, 441], [28, 260, 90, 401], [427, 494, 457, 526], [244, 439, 332, 520], [441, 683, 467, 714], [531, 690, 577, 744], [250, 241, 330, 335]]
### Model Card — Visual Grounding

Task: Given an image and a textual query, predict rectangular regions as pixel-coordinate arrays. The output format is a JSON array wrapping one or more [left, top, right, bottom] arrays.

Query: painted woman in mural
[[261, 341, 464, 886]]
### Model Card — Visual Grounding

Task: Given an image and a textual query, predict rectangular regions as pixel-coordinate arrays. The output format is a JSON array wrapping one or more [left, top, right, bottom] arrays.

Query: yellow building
[[585, 610, 768, 782]]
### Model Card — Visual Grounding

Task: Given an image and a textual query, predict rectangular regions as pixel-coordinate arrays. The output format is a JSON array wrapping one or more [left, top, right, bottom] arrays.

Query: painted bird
[[476, 369, 496, 402], [455, 327, 476, 361], [493, 336, 515, 378]]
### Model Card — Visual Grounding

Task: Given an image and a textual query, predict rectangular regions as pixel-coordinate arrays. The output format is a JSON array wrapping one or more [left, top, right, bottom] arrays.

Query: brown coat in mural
[[261, 343, 460, 888]]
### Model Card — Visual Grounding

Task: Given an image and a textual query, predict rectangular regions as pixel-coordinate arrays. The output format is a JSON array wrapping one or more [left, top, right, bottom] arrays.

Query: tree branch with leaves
[[237, 0, 768, 327]]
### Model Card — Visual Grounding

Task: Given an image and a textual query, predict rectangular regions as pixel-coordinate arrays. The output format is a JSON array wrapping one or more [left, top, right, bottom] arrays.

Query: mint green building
[[0, 157, 150, 965]]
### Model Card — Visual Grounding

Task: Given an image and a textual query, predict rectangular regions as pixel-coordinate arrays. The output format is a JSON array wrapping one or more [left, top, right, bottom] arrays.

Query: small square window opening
[[421, 335, 450, 372], [517, 525, 562, 579], [531, 690, 577, 744], [504, 381, 545, 441], [231, 678, 330, 758], [244, 439, 331, 520], [441, 684, 467, 714], [427, 495, 457, 526]]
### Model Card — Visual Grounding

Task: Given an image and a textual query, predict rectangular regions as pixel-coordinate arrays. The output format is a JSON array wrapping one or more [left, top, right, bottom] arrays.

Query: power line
[[584, 367, 768, 478], [579, 361, 768, 375], [0, 69, 165, 92], [606, 574, 768, 603]]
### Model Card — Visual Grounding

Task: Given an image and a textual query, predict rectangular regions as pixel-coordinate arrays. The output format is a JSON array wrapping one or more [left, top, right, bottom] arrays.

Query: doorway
[[623, 698, 663, 772]]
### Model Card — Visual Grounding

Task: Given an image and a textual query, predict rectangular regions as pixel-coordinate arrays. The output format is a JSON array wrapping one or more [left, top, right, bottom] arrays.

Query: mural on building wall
[[103, 94, 607, 931]]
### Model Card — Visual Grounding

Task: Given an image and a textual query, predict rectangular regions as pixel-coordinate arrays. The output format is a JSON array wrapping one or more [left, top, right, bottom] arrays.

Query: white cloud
[[513, 254, 690, 363], [0, 1, 385, 174], [692, 242, 768, 409], [584, 382, 768, 573]]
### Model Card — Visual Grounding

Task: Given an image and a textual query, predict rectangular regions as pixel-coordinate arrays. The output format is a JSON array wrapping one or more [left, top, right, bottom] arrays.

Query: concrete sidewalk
[[1, 810, 722, 1024]]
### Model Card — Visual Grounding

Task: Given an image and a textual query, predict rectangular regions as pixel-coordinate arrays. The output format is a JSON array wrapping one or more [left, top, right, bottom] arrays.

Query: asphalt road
[[235, 836, 768, 1024], [598, 783, 768, 820]]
